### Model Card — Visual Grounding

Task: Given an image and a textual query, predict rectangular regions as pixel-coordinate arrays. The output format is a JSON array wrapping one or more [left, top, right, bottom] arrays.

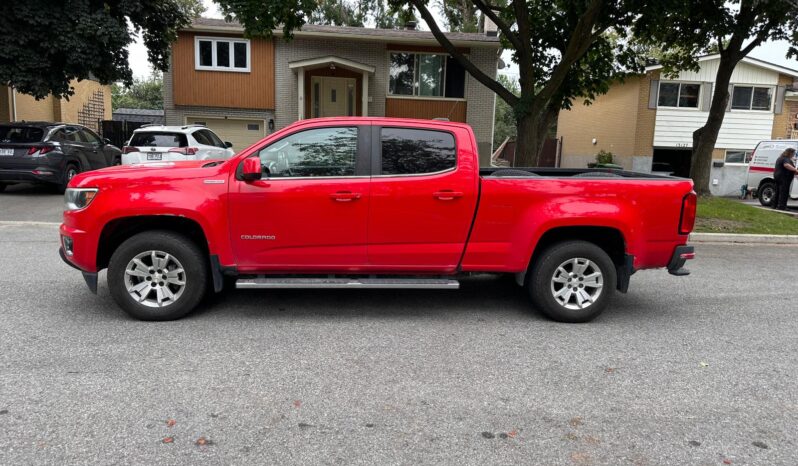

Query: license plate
[[147, 153, 162, 161], [0, 148, 13, 156]]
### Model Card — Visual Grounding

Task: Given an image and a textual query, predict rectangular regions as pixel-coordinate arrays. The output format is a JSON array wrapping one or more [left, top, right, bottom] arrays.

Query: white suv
[[122, 125, 235, 164]]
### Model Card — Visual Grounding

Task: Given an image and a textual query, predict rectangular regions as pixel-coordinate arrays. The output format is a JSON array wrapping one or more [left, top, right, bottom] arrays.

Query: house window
[[195, 37, 251, 72], [731, 86, 772, 111], [389, 53, 465, 99], [725, 149, 753, 164], [658, 82, 700, 108]]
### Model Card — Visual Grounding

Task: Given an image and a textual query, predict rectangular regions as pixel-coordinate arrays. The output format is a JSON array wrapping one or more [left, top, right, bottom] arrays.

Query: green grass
[[695, 197, 798, 234]]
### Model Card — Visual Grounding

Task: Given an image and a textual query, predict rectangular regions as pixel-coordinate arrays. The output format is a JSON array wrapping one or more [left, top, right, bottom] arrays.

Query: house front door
[[312, 77, 356, 118]]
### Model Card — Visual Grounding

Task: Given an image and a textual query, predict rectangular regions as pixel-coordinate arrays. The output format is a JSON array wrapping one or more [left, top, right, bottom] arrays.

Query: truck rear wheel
[[528, 241, 616, 323], [108, 231, 208, 320], [758, 181, 776, 207]]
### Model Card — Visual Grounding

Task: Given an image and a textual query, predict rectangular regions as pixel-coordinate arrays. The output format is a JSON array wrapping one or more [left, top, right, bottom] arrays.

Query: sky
[[127, 0, 798, 80]]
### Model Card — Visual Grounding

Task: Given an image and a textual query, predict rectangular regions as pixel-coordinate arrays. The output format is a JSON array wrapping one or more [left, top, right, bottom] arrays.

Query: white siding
[[654, 108, 773, 149], [672, 59, 779, 85]]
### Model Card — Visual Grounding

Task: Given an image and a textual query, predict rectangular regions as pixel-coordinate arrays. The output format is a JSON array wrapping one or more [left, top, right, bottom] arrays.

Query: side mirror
[[241, 157, 263, 181], [224, 141, 233, 148]]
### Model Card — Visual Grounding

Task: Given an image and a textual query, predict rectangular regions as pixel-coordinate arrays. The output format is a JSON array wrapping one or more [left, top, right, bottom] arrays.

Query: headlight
[[64, 188, 98, 211]]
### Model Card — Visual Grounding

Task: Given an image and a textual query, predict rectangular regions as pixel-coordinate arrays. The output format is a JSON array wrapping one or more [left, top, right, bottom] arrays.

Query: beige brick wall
[[14, 93, 55, 122], [633, 70, 659, 157], [57, 80, 112, 124], [0, 87, 11, 123], [557, 76, 642, 169], [771, 73, 794, 139]]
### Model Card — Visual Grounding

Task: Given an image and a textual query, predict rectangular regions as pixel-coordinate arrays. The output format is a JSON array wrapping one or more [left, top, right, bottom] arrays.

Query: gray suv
[[0, 122, 122, 193]]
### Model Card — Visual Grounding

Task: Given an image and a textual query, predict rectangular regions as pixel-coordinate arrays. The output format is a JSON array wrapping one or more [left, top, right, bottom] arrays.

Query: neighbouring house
[[557, 54, 798, 196], [0, 80, 112, 132], [163, 18, 500, 164], [112, 108, 164, 125]]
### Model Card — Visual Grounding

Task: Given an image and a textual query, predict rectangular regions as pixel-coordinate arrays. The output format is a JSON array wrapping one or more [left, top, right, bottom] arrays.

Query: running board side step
[[236, 278, 460, 289]]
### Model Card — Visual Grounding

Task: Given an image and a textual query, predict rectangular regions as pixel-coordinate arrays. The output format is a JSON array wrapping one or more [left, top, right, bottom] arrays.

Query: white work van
[[747, 140, 798, 206]]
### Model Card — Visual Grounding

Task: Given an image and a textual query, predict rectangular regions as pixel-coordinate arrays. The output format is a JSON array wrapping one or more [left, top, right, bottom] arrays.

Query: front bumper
[[667, 245, 695, 276], [59, 246, 98, 294]]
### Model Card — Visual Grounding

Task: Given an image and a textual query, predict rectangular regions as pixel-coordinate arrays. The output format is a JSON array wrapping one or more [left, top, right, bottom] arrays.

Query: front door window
[[311, 76, 356, 118]]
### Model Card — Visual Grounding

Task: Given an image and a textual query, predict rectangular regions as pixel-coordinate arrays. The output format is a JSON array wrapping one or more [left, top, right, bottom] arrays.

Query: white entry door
[[312, 77, 356, 117]]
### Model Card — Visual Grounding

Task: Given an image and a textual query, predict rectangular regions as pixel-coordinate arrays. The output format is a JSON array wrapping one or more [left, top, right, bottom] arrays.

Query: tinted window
[[258, 127, 358, 177], [80, 128, 101, 144], [0, 126, 45, 143], [445, 57, 465, 98], [64, 127, 83, 142], [204, 130, 226, 148], [130, 132, 187, 147], [381, 128, 456, 175], [192, 130, 211, 145]]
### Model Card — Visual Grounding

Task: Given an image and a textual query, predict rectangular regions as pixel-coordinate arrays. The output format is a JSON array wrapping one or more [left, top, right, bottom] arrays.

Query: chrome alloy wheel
[[550, 257, 604, 310], [124, 250, 186, 308]]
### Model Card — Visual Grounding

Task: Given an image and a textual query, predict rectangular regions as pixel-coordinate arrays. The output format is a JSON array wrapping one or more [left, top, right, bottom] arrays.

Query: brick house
[[163, 18, 501, 165], [0, 80, 112, 132], [556, 55, 798, 196]]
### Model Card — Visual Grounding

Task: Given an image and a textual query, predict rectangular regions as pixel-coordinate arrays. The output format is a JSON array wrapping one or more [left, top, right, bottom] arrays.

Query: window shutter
[[701, 82, 712, 111], [774, 85, 786, 114], [648, 79, 659, 109], [726, 85, 734, 111]]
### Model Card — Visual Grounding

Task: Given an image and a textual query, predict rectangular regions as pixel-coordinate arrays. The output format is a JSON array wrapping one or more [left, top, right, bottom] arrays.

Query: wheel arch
[[521, 226, 627, 287], [96, 216, 210, 271]]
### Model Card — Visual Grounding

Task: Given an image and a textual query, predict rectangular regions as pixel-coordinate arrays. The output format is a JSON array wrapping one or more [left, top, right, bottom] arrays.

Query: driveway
[[0, 221, 795, 465]]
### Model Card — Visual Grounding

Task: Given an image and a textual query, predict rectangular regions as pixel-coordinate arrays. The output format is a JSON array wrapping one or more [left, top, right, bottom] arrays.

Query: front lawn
[[694, 197, 798, 235]]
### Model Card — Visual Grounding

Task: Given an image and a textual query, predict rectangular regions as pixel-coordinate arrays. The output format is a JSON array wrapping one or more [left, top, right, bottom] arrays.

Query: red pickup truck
[[60, 117, 696, 322]]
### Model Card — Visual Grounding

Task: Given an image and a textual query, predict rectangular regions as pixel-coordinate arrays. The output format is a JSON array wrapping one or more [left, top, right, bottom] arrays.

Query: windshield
[[0, 126, 45, 143], [129, 132, 187, 148]]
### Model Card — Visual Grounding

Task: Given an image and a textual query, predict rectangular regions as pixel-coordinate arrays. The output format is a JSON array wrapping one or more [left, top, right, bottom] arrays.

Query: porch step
[[235, 277, 460, 290]]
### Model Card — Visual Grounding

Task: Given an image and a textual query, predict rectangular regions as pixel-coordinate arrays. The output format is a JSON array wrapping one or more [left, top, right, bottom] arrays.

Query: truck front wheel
[[758, 181, 776, 207], [528, 241, 617, 323], [108, 231, 208, 320]]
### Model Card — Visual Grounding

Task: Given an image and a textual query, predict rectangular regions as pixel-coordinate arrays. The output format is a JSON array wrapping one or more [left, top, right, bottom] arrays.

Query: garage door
[[186, 117, 265, 153]]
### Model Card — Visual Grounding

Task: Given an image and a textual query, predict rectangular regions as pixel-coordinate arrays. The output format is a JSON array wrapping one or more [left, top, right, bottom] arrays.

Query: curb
[[690, 232, 798, 244]]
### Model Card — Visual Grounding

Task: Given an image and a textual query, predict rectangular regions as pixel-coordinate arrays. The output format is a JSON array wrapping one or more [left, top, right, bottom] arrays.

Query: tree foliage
[[635, 0, 798, 195], [112, 73, 164, 111], [0, 0, 203, 100]]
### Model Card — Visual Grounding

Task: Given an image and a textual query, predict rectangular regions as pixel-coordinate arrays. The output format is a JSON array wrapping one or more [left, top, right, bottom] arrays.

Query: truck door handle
[[433, 190, 464, 201], [330, 191, 361, 202]]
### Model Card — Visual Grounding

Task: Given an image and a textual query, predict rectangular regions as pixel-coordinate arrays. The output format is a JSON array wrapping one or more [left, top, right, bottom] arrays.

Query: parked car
[[60, 117, 696, 323], [746, 139, 798, 206], [0, 122, 121, 193], [122, 125, 235, 164]]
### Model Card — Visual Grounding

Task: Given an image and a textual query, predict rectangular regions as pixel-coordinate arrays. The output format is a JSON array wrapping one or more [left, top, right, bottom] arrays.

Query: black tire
[[758, 181, 776, 207], [527, 240, 617, 323], [58, 163, 80, 194], [108, 231, 208, 321]]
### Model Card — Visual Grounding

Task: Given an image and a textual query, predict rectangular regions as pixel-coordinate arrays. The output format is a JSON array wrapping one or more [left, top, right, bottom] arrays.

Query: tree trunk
[[513, 113, 549, 167], [690, 57, 737, 196]]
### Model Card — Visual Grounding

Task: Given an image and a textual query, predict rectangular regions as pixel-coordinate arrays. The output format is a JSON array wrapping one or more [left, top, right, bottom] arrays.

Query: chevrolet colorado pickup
[[60, 117, 696, 322]]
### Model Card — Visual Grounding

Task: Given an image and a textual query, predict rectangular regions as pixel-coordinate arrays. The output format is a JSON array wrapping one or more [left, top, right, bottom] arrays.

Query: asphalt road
[[0, 194, 797, 465]]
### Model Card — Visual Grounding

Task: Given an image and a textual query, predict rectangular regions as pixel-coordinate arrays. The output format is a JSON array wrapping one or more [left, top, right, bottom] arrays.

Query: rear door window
[[130, 132, 188, 148], [203, 130, 226, 148], [0, 126, 45, 143], [380, 128, 456, 175], [79, 128, 102, 144]]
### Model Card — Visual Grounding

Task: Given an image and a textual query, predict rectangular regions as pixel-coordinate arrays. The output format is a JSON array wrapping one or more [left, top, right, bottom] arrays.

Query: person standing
[[773, 147, 798, 210]]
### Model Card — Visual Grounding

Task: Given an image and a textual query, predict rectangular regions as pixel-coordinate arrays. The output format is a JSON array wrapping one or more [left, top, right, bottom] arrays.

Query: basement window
[[195, 37, 251, 72]]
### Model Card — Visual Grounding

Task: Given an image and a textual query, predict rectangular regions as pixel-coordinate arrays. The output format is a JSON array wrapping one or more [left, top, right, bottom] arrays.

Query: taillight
[[168, 147, 198, 155], [679, 191, 697, 235], [26, 145, 54, 156], [122, 146, 137, 154]]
